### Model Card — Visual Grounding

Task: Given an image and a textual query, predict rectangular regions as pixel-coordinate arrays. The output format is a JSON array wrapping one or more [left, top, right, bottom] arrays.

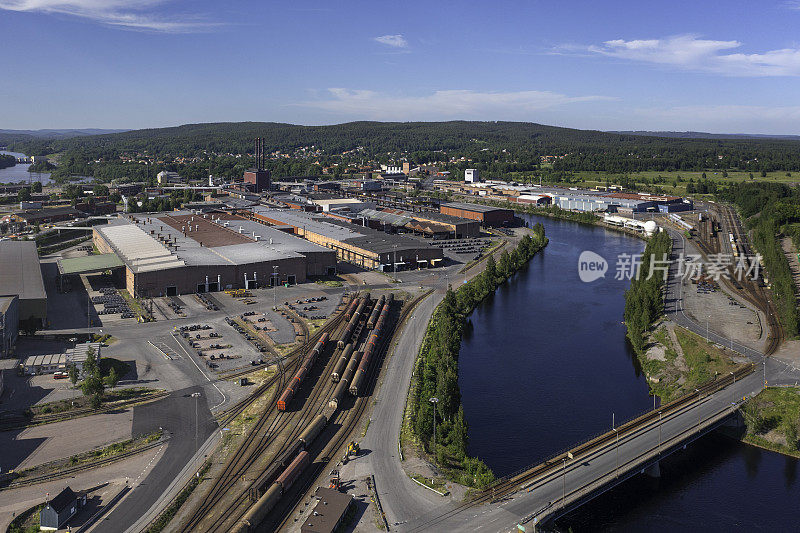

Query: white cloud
[[374, 34, 408, 48], [587, 35, 800, 76], [633, 104, 800, 134], [296, 88, 615, 121], [0, 0, 219, 32]]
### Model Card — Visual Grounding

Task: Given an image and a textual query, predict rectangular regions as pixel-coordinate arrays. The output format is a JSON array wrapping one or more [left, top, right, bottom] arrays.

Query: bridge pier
[[643, 461, 661, 478]]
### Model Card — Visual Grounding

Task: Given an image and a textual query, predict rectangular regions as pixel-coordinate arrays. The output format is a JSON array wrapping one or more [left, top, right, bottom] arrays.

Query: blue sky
[[2, 0, 800, 133]]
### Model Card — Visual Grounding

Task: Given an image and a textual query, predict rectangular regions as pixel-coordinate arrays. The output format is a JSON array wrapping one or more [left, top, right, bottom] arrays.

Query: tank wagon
[[366, 295, 386, 329], [338, 294, 370, 348], [233, 451, 311, 533], [277, 332, 329, 411], [328, 349, 362, 409], [350, 294, 393, 396], [330, 343, 354, 382]]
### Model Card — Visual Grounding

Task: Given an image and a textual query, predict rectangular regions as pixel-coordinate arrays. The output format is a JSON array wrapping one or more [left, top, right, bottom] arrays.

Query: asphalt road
[[99, 387, 218, 531], [356, 288, 446, 526]]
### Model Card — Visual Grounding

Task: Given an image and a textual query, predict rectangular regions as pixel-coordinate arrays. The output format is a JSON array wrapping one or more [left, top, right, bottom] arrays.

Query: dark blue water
[[0, 150, 52, 184], [459, 214, 800, 531], [460, 215, 651, 476]]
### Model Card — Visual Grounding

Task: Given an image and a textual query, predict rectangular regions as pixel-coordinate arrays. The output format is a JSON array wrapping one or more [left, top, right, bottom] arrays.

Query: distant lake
[[0, 150, 52, 185]]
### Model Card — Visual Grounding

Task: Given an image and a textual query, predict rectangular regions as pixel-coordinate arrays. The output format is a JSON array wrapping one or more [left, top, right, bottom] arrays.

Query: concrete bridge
[[403, 364, 762, 532]]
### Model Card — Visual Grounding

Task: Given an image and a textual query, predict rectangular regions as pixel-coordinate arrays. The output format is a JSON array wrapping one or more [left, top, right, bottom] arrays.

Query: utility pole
[[273, 266, 278, 306], [429, 397, 439, 459]]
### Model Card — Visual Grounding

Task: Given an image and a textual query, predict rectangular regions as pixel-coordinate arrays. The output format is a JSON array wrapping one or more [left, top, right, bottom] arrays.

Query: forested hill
[[10, 120, 800, 172]]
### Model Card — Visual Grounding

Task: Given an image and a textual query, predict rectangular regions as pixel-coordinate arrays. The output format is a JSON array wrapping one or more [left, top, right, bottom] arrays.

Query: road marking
[[171, 333, 227, 410], [133, 442, 166, 486]]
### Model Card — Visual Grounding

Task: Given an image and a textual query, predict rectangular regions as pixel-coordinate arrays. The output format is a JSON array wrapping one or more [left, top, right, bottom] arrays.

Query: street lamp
[[272, 266, 278, 306], [393, 244, 398, 282], [730, 371, 735, 406], [658, 411, 663, 456], [191, 392, 201, 453], [706, 315, 710, 342], [429, 397, 439, 459]]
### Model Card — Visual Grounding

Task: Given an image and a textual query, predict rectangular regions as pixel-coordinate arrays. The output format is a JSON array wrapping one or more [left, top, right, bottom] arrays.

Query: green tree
[[93, 184, 109, 197], [68, 363, 79, 386], [31, 181, 43, 193], [17, 187, 31, 202], [105, 367, 119, 389], [83, 348, 97, 376]]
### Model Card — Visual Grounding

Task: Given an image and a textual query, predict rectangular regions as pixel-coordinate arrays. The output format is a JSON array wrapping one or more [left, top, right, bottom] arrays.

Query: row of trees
[[623, 231, 673, 353], [411, 228, 547, 488]]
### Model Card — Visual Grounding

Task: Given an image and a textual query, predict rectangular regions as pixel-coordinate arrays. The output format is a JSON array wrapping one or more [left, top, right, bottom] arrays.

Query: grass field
[[508, 170, 799, 196]]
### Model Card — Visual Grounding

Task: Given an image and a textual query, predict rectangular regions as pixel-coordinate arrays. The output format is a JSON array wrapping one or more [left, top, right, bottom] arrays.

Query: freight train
[[277, 332, 329, 411], [350, 293, 393, 396]]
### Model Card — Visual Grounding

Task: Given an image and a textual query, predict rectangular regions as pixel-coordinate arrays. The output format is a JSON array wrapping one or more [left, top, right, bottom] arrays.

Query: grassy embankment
[[406, 226, 548, 489], [642, 325, 741, 402], [741, 387, 800, 457]]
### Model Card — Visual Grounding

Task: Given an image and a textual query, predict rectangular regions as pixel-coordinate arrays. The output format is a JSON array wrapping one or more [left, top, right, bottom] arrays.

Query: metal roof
[[442, 202, 511, 213], [57, 253, 124, 275], [96, 222, 186, 273], [0, 240, 46, 301]]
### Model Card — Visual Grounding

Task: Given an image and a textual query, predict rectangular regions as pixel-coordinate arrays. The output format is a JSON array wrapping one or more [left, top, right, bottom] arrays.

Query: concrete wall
[[1, 296, 19, 358]]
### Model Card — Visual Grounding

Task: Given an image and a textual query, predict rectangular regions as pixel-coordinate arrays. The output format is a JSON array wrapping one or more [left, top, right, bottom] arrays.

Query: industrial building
[[0, 296, 18, 358], [242, 137, 272, 193], [356, 207, 481, 238], [23, 342, 99, 375], [300, 487, 353, 533], [12, 206, 83, 225], [440, 202, 514, 226], [465, 168, 480, 183], [0, 241, 47, 328], [92, 211, 336, 297], [247, 207, 444, 270]]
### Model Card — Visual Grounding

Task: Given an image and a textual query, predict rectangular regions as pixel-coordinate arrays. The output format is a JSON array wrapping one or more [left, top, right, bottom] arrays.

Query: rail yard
[[173, 289, 418, 532]]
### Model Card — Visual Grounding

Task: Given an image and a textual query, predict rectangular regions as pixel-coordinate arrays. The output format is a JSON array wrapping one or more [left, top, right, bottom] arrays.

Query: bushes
[[411, 228, 547, 487], [623, 231, 672, 353]]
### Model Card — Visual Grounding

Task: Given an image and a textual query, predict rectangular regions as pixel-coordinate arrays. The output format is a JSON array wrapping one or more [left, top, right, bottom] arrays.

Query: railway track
[[715, 204, 783, 355], [2, 436, 169, 490], [178, 300, 352, 532], [405, 362, 756, 532], [270, 289, 433, 531]]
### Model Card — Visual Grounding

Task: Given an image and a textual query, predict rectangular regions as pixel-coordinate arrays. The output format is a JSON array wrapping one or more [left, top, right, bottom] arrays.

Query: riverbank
[[464, 196, 652, 241], [405, 226, 548, 488], [741, 386, 800, 457]]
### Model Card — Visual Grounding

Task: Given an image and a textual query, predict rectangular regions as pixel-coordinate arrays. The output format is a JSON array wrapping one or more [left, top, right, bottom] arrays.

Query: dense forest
[[719, 182, 800, 337], [11, 121, 800, 176], [411, 229, 547, 487], [0, 154, 15, 170]]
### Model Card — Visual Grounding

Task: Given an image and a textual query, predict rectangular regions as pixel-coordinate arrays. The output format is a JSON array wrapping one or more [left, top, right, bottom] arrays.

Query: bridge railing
[[485, 362, 756, 490]]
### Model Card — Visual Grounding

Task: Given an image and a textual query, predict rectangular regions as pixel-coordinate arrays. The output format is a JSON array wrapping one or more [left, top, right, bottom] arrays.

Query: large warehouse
[[246, 207, 444, 270], [0, 241, 47, 328], [440, 202, 514, 226], [93, 212, 336, 297]]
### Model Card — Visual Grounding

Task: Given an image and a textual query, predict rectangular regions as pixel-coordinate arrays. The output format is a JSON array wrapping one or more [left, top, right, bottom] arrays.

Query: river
[[0, 150, 52, 184], [458, 214, 800, 531]]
